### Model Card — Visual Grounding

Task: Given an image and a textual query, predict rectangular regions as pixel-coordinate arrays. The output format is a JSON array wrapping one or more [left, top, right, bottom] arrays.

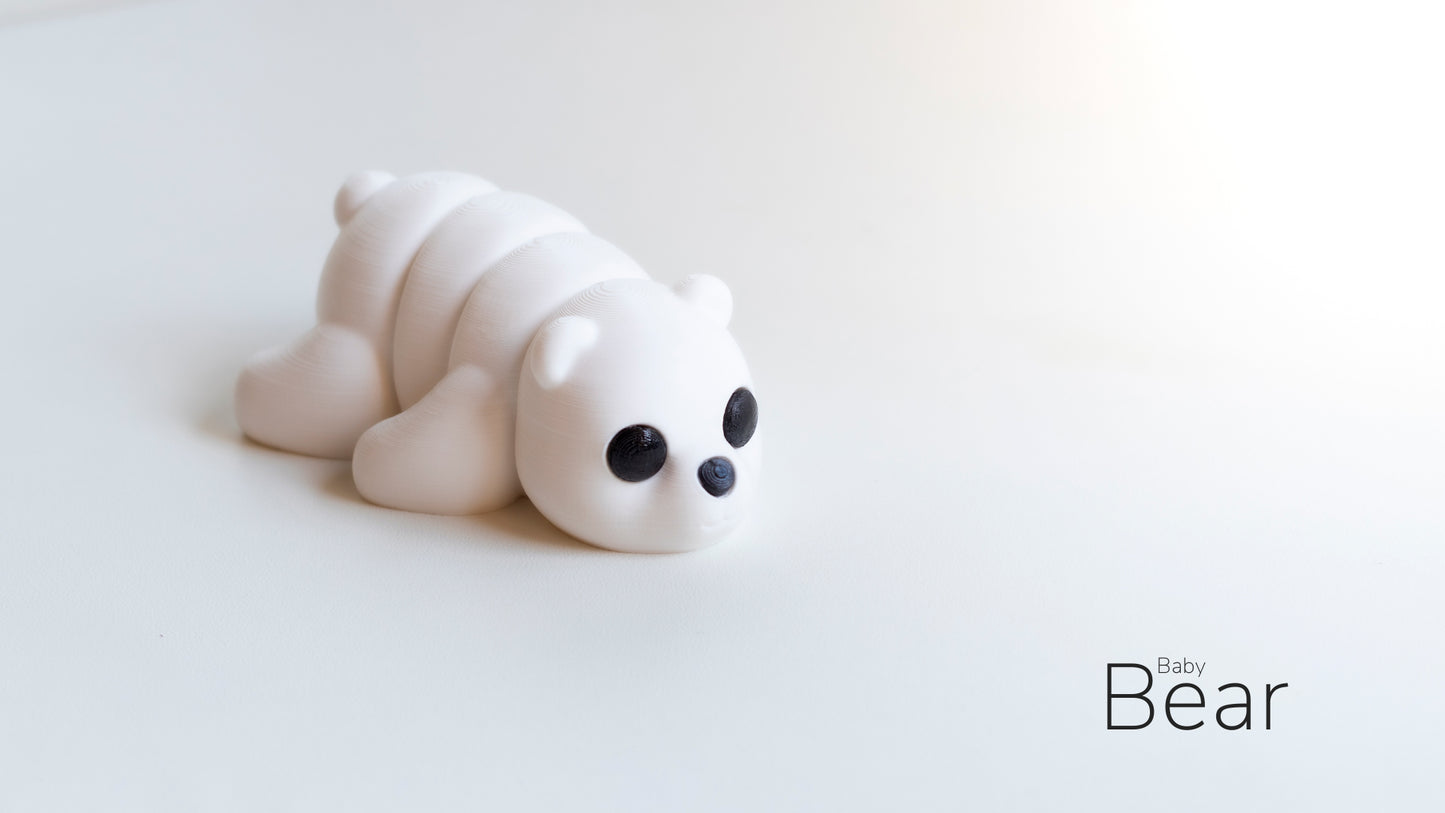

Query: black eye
[[606, 424, 668, 482], [722, 387, 758, 448]]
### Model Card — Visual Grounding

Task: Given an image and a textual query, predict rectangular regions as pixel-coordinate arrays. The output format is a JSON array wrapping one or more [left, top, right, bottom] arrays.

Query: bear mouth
[[699, 514, 738, 533]]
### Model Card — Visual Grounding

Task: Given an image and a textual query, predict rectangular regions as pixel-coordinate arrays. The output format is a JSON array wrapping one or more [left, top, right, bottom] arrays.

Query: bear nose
[[697, 457, 735, 497]]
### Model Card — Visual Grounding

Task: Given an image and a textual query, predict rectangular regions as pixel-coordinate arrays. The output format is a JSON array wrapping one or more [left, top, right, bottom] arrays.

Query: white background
[[2, 1, 1442, 809]]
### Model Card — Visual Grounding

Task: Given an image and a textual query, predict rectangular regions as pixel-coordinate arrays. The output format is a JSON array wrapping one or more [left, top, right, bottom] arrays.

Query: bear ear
[[672, 274, 732, 327], [530, 315, 599, 389]]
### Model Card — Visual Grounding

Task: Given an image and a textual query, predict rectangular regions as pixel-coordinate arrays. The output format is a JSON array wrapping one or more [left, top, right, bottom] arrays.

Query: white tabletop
[[2, 1, 1442, 809]]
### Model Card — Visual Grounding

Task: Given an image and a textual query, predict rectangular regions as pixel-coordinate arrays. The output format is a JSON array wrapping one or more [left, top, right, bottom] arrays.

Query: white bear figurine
[[236, 171, 760, 553]]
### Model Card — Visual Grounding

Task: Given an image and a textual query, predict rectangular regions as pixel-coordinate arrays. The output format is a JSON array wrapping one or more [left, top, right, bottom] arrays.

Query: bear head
[[515, 275, 761, 553]]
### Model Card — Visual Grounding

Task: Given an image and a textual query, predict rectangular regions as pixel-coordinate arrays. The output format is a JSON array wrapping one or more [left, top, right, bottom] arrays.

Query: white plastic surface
[[3, 1, 1444, 810]]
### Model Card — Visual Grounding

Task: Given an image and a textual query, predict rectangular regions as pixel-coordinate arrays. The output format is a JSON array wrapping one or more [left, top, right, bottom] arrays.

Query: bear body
[[236, 171, 760, 552]]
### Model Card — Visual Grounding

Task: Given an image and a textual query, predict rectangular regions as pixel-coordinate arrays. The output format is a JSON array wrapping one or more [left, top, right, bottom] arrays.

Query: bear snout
[[697, 457, 735, 497]]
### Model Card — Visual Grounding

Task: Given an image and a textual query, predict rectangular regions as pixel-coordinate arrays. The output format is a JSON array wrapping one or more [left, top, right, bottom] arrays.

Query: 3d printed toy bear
[[236, 171, 760, 553]]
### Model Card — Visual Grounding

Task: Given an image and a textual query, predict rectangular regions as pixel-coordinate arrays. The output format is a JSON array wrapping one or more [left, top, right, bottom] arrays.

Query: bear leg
[[352, 364, 521, 515], [235, 323, 393, 459]]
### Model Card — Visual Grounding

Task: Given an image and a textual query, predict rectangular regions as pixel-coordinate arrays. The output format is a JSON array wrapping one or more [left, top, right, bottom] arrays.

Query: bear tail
[[333, 170, 397, 227]]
